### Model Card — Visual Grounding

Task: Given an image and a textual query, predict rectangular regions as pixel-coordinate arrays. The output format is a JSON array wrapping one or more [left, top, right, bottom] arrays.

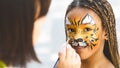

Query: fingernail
[[59, 43, 67, 54], [66, 44, 71, 49]]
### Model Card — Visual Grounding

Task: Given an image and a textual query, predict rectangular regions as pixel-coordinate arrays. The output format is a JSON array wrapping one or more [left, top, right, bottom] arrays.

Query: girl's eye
[[84, 28, 92, 32], [68, 28, 75, 33]]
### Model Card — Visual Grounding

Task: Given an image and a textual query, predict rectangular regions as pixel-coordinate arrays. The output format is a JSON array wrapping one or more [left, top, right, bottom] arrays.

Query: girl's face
[[66, 8, 106, 60]]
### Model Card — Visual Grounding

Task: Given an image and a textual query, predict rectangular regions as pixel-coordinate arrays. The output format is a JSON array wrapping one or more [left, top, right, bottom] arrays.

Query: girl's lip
[[72, 46, 88, 50]]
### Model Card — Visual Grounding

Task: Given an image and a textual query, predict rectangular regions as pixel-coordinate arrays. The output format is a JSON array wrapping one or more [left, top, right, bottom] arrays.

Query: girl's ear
[[103, 29, 108, 40], [104, 33, 108, 40]]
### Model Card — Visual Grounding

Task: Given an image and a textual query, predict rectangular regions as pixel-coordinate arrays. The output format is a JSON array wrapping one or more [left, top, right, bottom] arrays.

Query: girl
[[55, 0, 119, 68]]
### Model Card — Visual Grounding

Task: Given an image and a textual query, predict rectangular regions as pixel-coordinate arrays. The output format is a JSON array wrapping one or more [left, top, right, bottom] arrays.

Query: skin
[[56, 8, 114, 68], [33, 16, 46, 45], [32, 0, 42, 45]]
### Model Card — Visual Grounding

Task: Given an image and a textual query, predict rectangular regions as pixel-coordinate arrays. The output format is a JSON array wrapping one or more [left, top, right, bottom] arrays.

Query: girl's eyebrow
[[81, 14, 95, 25], [66, 17, 71, 24], [81, 14, 88, 22], [66, 14, 95, 26], [66, 17, 81, 26]]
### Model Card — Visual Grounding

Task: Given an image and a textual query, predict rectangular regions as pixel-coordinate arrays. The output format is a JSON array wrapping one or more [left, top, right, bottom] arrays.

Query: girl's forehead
[[66, 8, 101, 25], [67, 8, 92, 20]]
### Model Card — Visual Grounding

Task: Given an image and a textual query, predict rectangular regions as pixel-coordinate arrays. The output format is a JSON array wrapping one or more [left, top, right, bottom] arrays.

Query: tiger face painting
[[66, 14, 99, 49], [65, 8, 107, 60], [65, 8, 106, 53]]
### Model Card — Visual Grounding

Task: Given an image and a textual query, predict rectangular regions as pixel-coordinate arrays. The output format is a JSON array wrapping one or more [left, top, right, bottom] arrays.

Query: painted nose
[[76, 38, 83, 42]]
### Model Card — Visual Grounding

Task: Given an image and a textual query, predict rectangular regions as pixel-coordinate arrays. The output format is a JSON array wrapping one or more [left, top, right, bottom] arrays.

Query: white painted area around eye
[[82, 14, 95, 25], [66, 17, 71, 25]]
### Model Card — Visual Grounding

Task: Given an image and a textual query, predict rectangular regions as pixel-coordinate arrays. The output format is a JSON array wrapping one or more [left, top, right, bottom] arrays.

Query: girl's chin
[[72, 46, 91, 60]]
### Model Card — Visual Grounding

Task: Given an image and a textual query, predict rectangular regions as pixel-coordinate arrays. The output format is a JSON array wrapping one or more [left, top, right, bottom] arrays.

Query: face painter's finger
[[66, 44, 73, 60], [76, 52, 81, 62], [71, 49, 76, 59], [58, 43, 67, 61], [58, 51, 65, 61]]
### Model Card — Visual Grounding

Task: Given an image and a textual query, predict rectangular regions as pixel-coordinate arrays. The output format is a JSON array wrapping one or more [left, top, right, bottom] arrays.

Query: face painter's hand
[[56, 43, 81, 68]]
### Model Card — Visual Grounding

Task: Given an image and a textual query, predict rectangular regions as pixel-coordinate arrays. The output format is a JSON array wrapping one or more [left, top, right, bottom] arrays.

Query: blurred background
[[27, 0, 120, 68]]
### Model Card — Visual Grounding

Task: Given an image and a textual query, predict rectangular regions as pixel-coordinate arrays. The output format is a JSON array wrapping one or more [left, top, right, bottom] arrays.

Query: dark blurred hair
[[35, 0, 51, 20], [39, 0, 51, 17], [65, 0, 119, 68], [0, 0, 51, 67]]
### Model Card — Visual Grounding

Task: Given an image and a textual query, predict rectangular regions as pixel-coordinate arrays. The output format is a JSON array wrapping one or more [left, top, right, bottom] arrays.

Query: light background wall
[[27, 0, 120, 68]]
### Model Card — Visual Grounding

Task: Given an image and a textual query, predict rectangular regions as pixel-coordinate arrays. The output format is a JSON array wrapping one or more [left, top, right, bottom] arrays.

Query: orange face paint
[[66, 14, 99, 49]]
